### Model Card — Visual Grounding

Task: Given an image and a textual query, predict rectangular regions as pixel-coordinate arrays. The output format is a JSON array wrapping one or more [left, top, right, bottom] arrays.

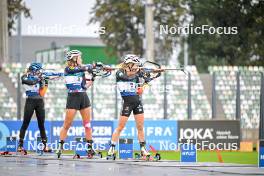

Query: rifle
[[85, 63, 112, 82], [40, 71, 64, 80], [100, 61, 187, 83]]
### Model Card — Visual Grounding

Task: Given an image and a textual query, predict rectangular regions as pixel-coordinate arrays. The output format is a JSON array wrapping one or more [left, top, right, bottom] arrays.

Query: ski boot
[[17, 145, 27, 155], [135, 142, 150, 161], [42, 139, 52, 153], [86, 140, 96, 159], [56, 140, 64, 159], [17, 140, 27, 155], [106, 143, 116, 160]]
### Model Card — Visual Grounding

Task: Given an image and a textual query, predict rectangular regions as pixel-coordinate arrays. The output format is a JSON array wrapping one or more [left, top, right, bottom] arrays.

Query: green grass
[[58, 150, 258, 165], [198, 151, 258, 165], [152, 150, 258, 165]]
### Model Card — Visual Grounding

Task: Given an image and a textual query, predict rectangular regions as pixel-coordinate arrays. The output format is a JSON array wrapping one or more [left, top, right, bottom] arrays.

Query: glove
[[83, 64, 93, 72], [95, 62, 104, 68], [138, 70, 146, 77], [44, 78, 49, 86], [39, 74, 46, 81], [144, 77, 152, 83]]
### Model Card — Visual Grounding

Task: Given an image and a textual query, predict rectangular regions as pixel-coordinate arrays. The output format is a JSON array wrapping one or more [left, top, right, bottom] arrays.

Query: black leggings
[[19, 98, 47, 143]]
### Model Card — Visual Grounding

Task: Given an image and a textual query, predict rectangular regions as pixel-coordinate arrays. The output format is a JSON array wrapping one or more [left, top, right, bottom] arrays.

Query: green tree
[[90, 0, 186, 61], [181, 0, 264, 72], [8, 0, 31, 35]]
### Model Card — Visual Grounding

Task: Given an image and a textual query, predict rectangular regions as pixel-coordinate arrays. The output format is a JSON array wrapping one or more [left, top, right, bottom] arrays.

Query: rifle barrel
[[163, 68, 184, 70]]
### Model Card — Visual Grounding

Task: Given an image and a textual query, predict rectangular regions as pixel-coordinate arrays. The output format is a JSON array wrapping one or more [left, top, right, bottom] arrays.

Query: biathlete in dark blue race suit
[[56, 50, 102, 158], [18, 63, 63, 153]]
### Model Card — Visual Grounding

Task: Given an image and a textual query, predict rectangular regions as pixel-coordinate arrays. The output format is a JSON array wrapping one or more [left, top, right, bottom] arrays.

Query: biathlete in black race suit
[[107, 54, 151, 157]]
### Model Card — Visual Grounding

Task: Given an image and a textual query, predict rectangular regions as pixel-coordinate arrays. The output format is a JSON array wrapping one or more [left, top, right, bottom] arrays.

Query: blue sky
[[20, 0, 98, 37]]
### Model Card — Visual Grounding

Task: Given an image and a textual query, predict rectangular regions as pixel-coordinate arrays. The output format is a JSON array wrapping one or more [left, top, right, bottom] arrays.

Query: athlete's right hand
[[95, 62, 104, 68]]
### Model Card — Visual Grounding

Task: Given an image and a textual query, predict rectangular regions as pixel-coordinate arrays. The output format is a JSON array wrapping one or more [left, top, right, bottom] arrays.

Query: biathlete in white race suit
[[107, 54, 151, 158], [56, 50, 101, 158]]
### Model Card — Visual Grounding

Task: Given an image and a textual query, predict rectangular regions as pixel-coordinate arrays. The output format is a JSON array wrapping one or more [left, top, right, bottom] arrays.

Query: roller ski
[[88, 149, 103, 159], [0, 151, 12, 156], [17, 146, 27, 155], [73, 148, 101, 159], [38, 139, 52, 156], [134, 143, 161, 161], [73, 139, 102, 159], [87, 140, 103, 159], [38, 147, 52, 156], [106, 144, 116, 160], [149, 145, 161, 161], [73, 149, 102, 159]]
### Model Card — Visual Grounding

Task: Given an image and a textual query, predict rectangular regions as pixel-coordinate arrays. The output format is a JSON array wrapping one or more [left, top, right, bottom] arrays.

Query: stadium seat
[[208, 66, 263, 128]]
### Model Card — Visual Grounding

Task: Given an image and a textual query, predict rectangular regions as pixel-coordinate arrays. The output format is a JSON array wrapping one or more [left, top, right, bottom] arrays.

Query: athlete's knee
[[63, 122, 72, 131], [137, 124, 144, 132], [83, 120, 92, 131], [115, 125, 125, 133]]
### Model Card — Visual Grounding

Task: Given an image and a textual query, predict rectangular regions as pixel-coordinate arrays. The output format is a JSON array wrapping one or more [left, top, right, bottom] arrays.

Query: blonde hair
[[66, 56, 79, 67]]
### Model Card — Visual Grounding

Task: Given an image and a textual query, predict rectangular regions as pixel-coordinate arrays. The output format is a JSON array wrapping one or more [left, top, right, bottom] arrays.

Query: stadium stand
[[0, 63, 212, 121], [142, 65, 211, 120], [0, 82, 17, 120], [0, 63, 262, 129], [209, 66, 263, 128]]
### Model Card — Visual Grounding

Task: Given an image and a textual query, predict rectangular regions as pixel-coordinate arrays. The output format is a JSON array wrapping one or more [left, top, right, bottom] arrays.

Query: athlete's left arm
[[42, 72, 64, 77], [65, 65, 93, 74]]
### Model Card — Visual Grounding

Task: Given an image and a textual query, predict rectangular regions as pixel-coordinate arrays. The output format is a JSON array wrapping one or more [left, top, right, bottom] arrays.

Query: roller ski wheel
[[154, 153, 161, 161], [97, 151, 103, 158], [94, 151, 103, 159], [141, 154, 151, 161], [73, 154, 81, 159], [38, 150, 44, 156], [107, 144, 116, 160], [134, 153, 140, 159], [106, 153, 116, 160], [135, 152, 157, 161], [0, 151, 11, 156], [87, 153, 93, 159]]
